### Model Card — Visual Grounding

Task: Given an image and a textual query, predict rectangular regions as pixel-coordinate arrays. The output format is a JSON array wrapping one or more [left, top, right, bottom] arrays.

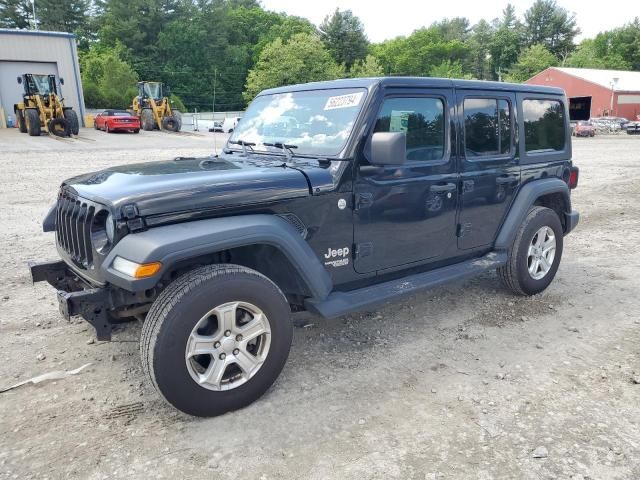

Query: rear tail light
[[568, 166, 579, 189]]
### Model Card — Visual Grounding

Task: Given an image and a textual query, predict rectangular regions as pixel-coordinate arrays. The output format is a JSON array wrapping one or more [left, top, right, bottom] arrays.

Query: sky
[[260, 0, 635, 42]]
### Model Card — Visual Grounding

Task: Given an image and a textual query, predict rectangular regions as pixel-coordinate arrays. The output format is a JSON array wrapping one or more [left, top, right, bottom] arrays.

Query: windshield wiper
[[263, 142, 298, 162], [228, 139, 256, 157]]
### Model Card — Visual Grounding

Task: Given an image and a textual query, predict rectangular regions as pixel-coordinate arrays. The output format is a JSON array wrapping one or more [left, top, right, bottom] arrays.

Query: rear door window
[[523, 99, 565, 152], [463, 98, 512, 158]]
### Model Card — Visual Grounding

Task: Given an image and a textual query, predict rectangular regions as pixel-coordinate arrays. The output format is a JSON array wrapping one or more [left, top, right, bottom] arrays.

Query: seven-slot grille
[[55, 190, 96, 268]]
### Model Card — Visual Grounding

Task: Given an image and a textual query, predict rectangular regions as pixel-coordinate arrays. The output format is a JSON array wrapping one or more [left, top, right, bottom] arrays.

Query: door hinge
[[355, 242, 373, 258], [121, 203, 139, 219], [354, 192, 374, 210], [457, 223, 472, 237], [126, 217, 146, 232]]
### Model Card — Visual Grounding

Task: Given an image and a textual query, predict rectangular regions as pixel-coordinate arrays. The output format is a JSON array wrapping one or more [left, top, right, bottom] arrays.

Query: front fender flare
[[494, 178, 572, 250], [101, 215, 333, 300]]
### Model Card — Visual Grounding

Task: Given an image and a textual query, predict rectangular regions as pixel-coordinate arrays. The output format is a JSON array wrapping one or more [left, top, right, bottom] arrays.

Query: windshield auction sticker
[[324, 92, 364, 110]]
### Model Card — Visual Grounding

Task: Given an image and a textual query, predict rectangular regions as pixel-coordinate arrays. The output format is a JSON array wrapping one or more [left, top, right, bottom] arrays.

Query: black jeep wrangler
[[31, 78, 579, 416]]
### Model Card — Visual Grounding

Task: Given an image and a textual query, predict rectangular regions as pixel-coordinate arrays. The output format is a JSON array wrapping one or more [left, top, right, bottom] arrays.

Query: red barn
[[526, 67, 640, 121]]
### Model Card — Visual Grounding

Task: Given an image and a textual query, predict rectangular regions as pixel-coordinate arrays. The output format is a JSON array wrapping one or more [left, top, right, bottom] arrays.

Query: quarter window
[[373, 97, 445, 162], [523, 99, 565, 153], [464, 98, 512, 157]]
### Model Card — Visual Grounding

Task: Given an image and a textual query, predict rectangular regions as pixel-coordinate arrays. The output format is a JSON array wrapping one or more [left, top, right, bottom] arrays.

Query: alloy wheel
[[527, 226, 556, 280], [185, 301, 271, 391]]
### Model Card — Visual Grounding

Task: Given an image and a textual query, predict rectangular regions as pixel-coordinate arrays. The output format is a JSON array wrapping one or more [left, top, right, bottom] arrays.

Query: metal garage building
[[0, 29, 85, 128], [526, 67, 640, 121]]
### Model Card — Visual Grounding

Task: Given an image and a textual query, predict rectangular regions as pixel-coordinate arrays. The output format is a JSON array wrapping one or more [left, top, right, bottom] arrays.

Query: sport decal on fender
[[324, 246, 350, 267]]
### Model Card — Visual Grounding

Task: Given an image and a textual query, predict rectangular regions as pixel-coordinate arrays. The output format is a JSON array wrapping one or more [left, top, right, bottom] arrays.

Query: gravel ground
[[0, 129, 639, 480]]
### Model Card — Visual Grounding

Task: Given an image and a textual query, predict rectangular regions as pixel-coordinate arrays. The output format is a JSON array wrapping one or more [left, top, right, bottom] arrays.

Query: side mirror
[[370, 132, 406, 165], [59, 78, 65, 85], [17, 77, 22, 84]]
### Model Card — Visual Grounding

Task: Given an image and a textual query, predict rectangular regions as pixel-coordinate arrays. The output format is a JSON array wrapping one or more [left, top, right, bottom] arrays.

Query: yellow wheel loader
[[14, 74, 79, 137], [131, 81, 182, 132]]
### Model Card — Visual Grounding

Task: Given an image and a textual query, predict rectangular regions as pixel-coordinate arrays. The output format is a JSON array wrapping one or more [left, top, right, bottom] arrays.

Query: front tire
[[498, 206, 564, 296], [64, 108, 80, 135], [141, 109, 155, 131], [141, 264, 292, 417]]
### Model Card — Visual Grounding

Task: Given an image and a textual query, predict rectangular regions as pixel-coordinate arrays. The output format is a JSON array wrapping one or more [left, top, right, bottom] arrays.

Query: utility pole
[[30, 0, 38, 30], [212, 68, 218, 155], [212, 68, 217, 117], [609, 77, 619, 118]]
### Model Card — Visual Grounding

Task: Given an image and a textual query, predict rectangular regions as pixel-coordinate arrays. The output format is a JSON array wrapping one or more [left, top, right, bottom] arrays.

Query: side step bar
[[305, 252, 507, 319]]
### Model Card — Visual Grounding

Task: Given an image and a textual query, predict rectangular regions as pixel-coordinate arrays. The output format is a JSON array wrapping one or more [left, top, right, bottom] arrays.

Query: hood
[[62, 156, 315, 218]]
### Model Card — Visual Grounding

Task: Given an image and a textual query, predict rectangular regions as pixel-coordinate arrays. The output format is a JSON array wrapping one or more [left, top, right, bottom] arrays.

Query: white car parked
[[221, 117, 242, 133]]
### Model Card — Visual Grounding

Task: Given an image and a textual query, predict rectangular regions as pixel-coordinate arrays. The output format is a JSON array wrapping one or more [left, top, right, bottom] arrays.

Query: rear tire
[[498, 206, 564, 296], [141, 264, 292, 417], [141, 109, 155, 131], [16, 110, 27, 133], [133, 129, 140, 134], [25, 108, 41, 136]]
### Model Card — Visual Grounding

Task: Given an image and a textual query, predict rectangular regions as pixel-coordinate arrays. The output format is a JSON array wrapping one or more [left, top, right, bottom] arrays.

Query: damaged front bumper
[[30, 260, 151, 341]]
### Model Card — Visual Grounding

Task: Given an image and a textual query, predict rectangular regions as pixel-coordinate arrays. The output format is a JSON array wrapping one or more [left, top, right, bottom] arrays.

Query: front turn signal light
[[113, 256, 162, 278]]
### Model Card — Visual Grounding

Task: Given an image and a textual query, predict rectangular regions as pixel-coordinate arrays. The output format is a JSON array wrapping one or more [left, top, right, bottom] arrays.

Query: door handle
[[496, 175, 518, 185], [430, 183, 457, 193]]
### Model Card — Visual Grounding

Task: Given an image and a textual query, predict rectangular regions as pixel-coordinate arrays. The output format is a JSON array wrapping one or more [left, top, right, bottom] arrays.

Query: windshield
[[228, 88, 367, 157], [28, 74, 52, 95], [144, 83, 162, 99]]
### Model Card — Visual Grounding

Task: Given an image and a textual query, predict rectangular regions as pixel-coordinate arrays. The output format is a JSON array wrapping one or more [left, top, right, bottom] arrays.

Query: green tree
[[244, 33, 344, 101], [37, 0, 90, 32], [523, 0, 579, 57], [468, 19, 495, 79], [319, 9, 369, 70], [80, 45, 139, 108], [349, 55, 384, 78], [97, 0, 185, 77], [566, 39, 630, 69], [430, 60, 472, 79], [489, 4, 524, 80], [593, 18, 640, 70], [0, 0, 33, 28], [371, 26, 469, 76], [505, 43, 557, 82], [431, 17, 470, 42]]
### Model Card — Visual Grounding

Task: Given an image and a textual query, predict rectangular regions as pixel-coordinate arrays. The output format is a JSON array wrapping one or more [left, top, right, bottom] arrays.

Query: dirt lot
[[1, 129, 639, 480]]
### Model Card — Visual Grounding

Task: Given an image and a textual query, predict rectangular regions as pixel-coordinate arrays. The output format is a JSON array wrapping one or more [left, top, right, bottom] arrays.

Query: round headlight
[[105, 213, 115, 242], [91, 210, 112, 255]]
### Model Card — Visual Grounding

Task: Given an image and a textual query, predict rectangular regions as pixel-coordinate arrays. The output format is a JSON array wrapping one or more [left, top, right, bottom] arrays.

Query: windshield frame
[[226, 87, 371, 160]]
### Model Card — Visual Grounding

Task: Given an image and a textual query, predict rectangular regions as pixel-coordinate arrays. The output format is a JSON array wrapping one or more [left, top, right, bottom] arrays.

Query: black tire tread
[[17, 110, 27, 133], [140, 264, 286, 406], [498, 206, 557, 296], [25, 108, 41, 136], [64, 109, 80, 135]]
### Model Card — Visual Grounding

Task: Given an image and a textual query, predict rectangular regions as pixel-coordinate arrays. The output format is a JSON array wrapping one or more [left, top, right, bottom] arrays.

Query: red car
[[94, 110, 141, 133], [573, 120, 596, 137]]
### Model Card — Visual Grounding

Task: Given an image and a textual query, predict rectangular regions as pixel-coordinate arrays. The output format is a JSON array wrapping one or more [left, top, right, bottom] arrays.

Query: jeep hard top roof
[[261, 77, 564, 96]]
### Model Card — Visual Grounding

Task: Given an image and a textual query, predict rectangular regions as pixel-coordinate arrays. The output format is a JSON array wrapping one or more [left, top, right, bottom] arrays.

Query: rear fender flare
[[495, 178, 571, 250], [101, 215, 333, 300]]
